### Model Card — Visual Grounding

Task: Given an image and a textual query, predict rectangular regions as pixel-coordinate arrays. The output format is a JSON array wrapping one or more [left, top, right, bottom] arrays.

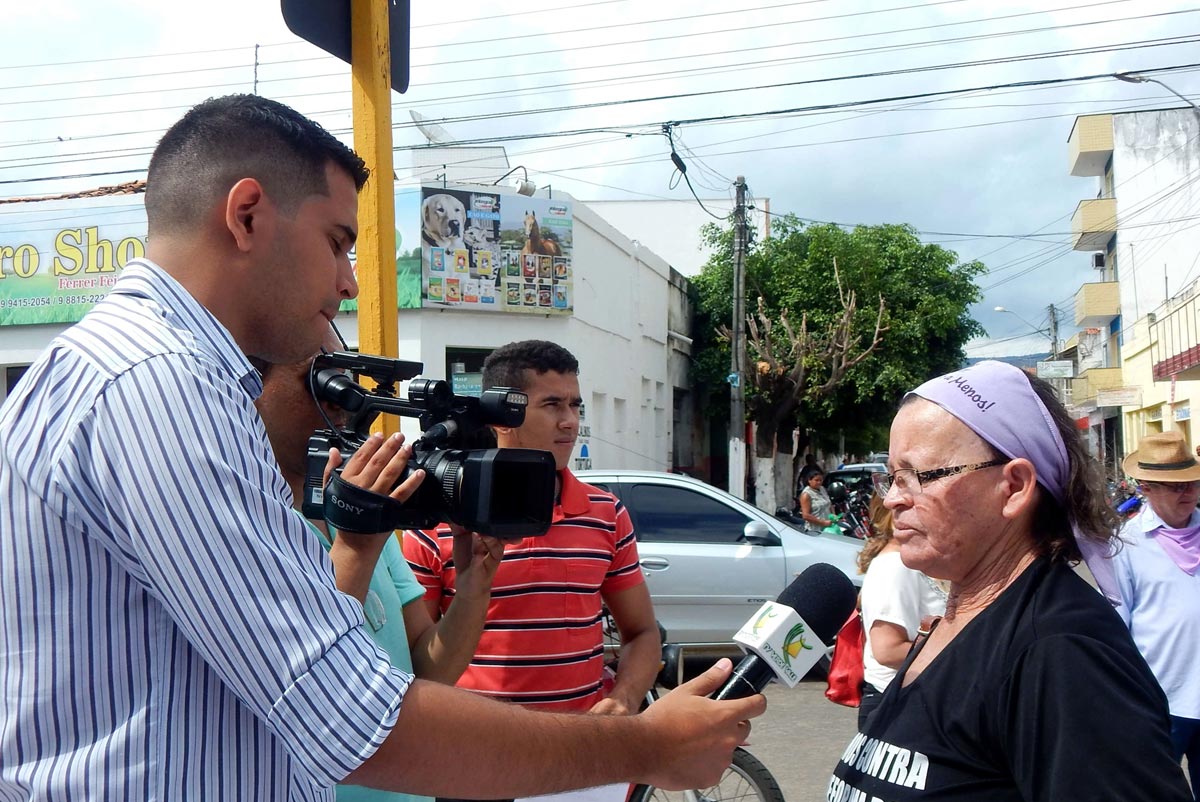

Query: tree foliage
[[691, 215, 986, 456]]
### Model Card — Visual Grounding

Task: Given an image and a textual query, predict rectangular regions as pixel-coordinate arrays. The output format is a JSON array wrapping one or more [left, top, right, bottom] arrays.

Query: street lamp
[[1114, 72, 1200, 113], [995, 306, 1056, 355], [994, 306, 1045, 334]]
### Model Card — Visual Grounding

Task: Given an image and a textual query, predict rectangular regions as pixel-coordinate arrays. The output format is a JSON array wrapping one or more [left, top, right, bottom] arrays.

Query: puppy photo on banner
[[420, 186, 501, 308]]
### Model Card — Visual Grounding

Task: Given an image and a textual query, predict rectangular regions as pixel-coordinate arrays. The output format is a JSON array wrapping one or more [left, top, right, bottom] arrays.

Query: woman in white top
[[856, 500, 947, 729], [797, 468, 833, 533]]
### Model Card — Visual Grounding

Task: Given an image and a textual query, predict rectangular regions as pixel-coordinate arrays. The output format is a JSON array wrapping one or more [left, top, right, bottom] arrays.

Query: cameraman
[[254, 326, 503, 647], [0, 95, 762, 801], [403, 340, 661, 731], [253, 331, 504, 802]]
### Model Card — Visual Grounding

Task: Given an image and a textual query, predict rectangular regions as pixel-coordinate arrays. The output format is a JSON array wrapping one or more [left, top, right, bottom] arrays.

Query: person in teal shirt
[[252, 327, 504, 802]]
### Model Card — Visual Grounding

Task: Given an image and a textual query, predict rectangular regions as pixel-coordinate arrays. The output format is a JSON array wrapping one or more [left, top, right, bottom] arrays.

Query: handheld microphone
[[712, 563, 857, 700]]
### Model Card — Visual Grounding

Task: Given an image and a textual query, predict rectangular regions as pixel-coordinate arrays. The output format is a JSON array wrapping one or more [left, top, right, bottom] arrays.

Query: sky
[[2, 0, 1199, 356]]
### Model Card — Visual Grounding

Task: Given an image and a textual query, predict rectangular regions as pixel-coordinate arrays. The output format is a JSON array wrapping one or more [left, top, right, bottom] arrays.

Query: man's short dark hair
[[482, 340, 579, 391], [145, 94, 369, 236]]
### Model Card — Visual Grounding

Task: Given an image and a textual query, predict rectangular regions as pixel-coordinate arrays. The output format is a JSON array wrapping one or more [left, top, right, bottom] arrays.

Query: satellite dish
[[409, 110, 452, 145]]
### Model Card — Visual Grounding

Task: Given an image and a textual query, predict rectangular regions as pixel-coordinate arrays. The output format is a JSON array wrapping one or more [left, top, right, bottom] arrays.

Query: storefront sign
[[1036, 360, 1074, 379], [1175, 405, 1191, 421], [1096, 386, 1142, 408], [0, 195, 147, 326]]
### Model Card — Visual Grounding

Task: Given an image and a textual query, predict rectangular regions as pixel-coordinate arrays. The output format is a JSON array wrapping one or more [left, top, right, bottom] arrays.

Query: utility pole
[[1047, 304, 1059, 357], [351, 0, 400, 435], [728, 176, 748, 499], [1047, 303, 1064, 402], [1130, 242, 1140, 320]]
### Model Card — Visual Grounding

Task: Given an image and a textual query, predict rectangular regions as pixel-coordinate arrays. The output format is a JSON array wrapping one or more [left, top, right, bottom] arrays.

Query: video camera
[[300, 350, 557, 539]]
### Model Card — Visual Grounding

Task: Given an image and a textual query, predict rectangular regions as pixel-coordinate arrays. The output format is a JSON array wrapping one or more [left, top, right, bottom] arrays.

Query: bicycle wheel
[[629, 747, 785, 802]]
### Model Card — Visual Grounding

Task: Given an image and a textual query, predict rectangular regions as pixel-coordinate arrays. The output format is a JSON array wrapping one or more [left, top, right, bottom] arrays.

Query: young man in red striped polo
[[402, 340, 661, 731]]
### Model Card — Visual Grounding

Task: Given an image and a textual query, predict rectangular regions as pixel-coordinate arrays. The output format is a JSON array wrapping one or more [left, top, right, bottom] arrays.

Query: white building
[[1067, 107, 1200, 471], [0, 185, 701, 476], [587, 198, 770, 278]]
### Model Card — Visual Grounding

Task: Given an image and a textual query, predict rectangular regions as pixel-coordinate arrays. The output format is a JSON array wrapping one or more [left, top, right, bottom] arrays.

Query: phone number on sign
[[55, 293, 107, 306], [0, 296, 52, 309]]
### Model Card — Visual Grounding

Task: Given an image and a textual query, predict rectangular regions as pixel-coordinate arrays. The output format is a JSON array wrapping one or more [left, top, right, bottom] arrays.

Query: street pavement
[[739, 678, 859, 802]]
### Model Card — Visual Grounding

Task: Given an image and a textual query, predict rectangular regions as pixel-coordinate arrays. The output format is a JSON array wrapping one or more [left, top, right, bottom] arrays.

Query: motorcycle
[[775, 479, 875, 539], [1108, 479, 1142, 518], [826, 479, 873, 539]]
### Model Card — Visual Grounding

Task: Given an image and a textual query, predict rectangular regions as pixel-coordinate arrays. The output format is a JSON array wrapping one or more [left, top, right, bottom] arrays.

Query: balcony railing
[[1150, 294, 1200, 381], [1068, 114, 1113, 177], [1071, 367, 1124, 405], [1074, 281, 1119, 327], [1071, 198, 1117, 252]]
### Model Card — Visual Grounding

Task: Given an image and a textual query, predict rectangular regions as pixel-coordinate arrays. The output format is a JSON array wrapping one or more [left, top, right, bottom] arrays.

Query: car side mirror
[[742, 520, 780, 546]]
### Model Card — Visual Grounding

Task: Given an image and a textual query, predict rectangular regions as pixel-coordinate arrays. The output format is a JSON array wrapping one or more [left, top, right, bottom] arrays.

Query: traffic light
[[281, 0, 410, 93]]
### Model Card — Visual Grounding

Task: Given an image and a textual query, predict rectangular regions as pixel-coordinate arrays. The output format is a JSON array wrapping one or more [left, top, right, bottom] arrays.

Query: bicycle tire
[[628, 746, 785, 802]]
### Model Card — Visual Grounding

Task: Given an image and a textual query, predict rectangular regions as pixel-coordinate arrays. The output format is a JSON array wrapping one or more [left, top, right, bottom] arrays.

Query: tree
[[691, 215, 986, 507]]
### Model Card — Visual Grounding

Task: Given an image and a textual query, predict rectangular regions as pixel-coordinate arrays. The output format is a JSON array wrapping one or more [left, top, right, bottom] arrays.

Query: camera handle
[[322, 471, 407, 535]]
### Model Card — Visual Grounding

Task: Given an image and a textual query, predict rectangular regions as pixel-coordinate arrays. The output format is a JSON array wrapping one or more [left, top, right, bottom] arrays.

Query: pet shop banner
[[420, 185, 573, 315], [0, 195, 148, 327], [338, 186, 425, 313]]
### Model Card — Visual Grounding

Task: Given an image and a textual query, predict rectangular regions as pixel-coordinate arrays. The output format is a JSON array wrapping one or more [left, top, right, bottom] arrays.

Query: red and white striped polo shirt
[[402, 469, 644, 711]]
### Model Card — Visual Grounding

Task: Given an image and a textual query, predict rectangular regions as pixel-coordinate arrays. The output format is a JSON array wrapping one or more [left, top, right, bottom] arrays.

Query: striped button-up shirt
[[0, 260, 410, 801]]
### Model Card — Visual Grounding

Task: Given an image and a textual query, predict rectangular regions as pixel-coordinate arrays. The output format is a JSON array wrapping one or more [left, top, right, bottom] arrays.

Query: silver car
[[576, 469, 864, 660]]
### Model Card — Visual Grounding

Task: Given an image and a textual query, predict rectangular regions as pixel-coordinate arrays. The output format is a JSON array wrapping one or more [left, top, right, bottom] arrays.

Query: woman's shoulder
[[1003, 559, 1131, 649]]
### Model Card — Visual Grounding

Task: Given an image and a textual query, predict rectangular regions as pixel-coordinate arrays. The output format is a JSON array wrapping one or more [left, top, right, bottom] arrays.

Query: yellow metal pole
[[350, 0, 398, 436]]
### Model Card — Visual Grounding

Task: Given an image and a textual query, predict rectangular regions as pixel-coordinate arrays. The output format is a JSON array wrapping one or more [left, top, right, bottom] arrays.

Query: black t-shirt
[[826, 557, 1191, 801]]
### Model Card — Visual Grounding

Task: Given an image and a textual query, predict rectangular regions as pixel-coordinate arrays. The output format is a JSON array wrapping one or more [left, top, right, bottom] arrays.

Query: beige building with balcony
[[1066, 107, 1200, 474]]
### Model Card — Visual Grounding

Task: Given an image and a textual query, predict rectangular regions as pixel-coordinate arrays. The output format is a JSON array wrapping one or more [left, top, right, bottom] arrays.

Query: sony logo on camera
[[328, 493, 364, 516]]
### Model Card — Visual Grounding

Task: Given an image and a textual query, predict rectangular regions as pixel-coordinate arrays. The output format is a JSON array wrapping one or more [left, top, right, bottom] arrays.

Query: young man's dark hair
[[482, 340, 579, 391], [144, 94, 369, 236]]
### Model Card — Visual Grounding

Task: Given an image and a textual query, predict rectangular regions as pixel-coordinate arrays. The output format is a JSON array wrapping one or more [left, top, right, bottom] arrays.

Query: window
[[6, 366, 28, 396], [628, 483, 750, 544]]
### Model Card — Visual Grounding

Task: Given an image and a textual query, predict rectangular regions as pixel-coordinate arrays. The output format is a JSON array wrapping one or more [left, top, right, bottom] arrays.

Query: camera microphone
[[711, 563, 857, 700]]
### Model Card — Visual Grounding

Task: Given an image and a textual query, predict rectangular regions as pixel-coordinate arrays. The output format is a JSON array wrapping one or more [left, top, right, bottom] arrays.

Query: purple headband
[[907, 360, 1068, 503], [906, 360, 1121, 606]]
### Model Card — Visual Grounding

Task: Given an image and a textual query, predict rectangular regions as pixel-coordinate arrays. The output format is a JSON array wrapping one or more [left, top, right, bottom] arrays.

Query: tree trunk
[[774, 452, 794, 510], [774, 422, 796, 509], [753, 455, 778, 512], [751, 403, 801, 512], [752, 417, 776, 511]]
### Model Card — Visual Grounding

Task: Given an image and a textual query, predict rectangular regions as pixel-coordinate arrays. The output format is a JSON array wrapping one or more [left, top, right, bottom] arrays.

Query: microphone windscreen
[[778, 563, 858, 647]]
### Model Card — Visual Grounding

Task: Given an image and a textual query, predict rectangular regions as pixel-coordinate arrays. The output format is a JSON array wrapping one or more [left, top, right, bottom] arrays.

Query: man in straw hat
[[1112, 430, 1200, 797]]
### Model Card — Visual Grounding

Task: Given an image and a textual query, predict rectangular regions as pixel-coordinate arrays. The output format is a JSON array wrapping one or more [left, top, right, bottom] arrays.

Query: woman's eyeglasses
[[872, 459, 1009, 497]]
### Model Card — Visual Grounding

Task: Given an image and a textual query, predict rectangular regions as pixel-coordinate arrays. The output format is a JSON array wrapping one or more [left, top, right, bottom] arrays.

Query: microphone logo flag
[[733, 601, 821, 687]]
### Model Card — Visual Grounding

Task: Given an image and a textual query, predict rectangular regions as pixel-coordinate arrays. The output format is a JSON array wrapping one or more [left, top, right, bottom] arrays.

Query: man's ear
[[225, 178, 271, 253]]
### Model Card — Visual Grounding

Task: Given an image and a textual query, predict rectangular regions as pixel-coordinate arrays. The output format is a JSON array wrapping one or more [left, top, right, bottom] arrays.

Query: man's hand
[[450, 525, 505, 600], [635, 659, 765, 791], [588, 695, 636, 716], [324, 433, 424, 603]]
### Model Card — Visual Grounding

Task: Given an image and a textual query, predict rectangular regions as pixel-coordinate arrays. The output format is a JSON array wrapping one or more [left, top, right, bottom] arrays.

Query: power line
[[0, 0, 632, 72], [0, 0, 1163, 116], [8, 57, 1200, 191], [1, 9, 1185, 162], [0, 0, 948, 92]]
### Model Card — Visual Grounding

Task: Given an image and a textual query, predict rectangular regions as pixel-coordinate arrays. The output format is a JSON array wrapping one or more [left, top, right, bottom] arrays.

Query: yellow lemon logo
[[751, 607, 776, 635], [782, 623, 813, 666]]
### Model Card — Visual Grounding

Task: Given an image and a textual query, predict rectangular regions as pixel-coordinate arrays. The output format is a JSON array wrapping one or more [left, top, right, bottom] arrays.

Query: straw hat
[[1123, 430, 1200, 482]]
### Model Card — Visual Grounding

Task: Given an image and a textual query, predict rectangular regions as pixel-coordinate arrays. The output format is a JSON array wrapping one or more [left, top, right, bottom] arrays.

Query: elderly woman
[[826, 361, 1191, 801], [1111, 431, 1200, 798]]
